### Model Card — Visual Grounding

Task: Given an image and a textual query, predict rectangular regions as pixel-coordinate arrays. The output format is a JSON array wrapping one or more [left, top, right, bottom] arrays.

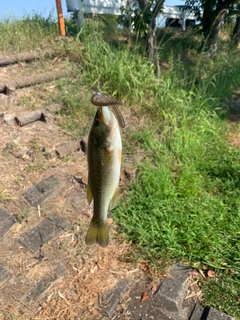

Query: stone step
[[0, 262, 11, 284], [96, 264, 235, 320], [99, 278, 132, 318], [18, 212, 68, 253], [24, 262, 65, 304], [22, 175, 61, 207], [0, 206, 16, 238], [190, 302, 234, 320], [154, 263, 193, 319]]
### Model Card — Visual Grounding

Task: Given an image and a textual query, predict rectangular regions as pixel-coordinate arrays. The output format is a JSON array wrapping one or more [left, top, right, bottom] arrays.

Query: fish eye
[[94, 119, 100, 126]]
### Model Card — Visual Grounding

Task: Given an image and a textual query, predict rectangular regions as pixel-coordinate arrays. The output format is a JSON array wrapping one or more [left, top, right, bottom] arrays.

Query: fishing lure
[[91, 92, 125, 128], [91, 92, 123, 107]]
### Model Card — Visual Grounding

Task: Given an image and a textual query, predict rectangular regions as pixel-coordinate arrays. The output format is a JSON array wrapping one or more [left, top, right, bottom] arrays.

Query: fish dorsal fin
[[111, 105, 125, 128], [109, 187, 119, 211], [87, 182, 93, 204]]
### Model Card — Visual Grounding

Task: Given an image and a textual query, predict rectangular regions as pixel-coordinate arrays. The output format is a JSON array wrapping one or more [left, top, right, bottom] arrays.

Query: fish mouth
[[97, 107, 113, 126]]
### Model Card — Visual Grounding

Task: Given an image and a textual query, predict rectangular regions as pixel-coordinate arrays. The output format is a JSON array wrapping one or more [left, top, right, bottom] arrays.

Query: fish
[[85, 106, 123, 247]]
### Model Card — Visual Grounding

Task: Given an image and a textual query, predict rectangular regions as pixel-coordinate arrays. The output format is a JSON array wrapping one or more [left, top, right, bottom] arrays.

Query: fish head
[[91, 106, 116, 138]]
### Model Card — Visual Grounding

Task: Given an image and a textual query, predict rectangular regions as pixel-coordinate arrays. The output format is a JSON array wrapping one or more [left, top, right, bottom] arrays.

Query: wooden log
[[55, 140, 81, 158], [43, 148, 56, 160], [15, 110, 45, 127], [0, 69, 71, 94], [80, 175, 88, 186], [3, 113, 15, 126], [0, 51, 49, 67], [5, 83, 16, 95], [13, 69, 70, 89], [44, 103, 64, 114], [80, 135, 89, 153], [14, 104, 64, 127], [0, 83, 6, 92]]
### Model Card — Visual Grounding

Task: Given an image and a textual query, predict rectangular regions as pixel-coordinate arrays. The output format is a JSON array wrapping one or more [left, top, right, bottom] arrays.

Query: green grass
[[77, 26, 240, 318], [79, 29, 158, 103], [1, 15, 240, 319], [0, 13, 58, 53], [202, 273, 240, 316]]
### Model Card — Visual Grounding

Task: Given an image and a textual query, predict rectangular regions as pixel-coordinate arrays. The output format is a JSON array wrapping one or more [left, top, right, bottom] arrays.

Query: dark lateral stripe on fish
[[91, 92, 123, 107], [111, 105, 125, 128]]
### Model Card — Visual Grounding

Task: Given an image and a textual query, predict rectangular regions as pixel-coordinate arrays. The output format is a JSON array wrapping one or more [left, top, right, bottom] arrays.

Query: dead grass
[[0, 47, 151, 320], [35, 240, 137, 320]]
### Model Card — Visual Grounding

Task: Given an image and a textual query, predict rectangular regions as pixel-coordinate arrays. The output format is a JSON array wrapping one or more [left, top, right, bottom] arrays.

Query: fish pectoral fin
[[109, 187, 119, 211], [87, 183, 93, 204], [85, 219, 109, 248]]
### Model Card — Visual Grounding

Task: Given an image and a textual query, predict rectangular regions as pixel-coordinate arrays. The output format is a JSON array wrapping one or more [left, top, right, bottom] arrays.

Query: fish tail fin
[[85, 219, 109, 248]]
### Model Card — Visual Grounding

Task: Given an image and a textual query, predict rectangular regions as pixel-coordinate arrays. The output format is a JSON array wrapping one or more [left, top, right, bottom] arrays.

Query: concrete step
[[98, 263, 235, 320]]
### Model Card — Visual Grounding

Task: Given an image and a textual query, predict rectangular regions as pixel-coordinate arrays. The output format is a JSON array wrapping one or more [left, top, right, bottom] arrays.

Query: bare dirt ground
[[0, 59, 164, 320]]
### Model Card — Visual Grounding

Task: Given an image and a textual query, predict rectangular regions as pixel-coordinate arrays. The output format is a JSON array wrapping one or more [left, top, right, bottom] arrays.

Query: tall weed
[[0, 14, 58, 53], [79, 25, 159, 102]]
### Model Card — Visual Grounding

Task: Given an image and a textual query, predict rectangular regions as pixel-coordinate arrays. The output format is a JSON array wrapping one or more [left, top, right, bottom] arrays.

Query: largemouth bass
[[85, 106, 123, 247]]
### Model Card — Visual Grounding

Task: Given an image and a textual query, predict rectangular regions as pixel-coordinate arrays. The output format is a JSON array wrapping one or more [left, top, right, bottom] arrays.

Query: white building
[[65, 0, 199, 30]]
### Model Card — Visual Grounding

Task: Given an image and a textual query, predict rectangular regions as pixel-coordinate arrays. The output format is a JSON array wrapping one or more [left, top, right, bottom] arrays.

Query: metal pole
[[182, 10, 186, 31], [76, 0, 84, 29], [56, 0, 66, 36]]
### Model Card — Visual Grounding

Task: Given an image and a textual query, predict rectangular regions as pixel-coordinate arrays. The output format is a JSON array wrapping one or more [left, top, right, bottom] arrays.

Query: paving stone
[[178, 294, 196, 320], [22, 175, 61, 207], [18, 212, 68, 253], [190, 301, 206, 320], [24, 263, 65, 303], [155, 263, 191, 315], [44, 103, 64, 114], [0, 206, 16, 238], [206, 307, 234, 320], [0, 262, 11, 284], [189, 302, 234, 320], [100, 278, 131, 318], [125, 276, 170, 320]]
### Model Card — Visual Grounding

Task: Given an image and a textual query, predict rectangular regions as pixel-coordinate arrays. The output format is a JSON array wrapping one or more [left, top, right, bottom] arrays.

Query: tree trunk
[[146, 0, 164, 75], [147, 26, 155, 62], [201, 0, 235, 55], [232, 2, 240, 45], [204, 9, 227, 55], [233, 16, 240, 43], [202, 0, 216, 38]]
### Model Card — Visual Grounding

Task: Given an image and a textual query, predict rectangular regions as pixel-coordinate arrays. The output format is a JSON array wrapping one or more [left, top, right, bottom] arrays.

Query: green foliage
[[119, 3, 151, 37], [79, 25, 158, 102]]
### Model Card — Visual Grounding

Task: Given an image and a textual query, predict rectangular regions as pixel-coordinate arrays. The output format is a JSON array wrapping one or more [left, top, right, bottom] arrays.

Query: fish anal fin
[[109, 187, 119, 211], [85, 219, 109, 248], [87, 183, 93, 204]]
